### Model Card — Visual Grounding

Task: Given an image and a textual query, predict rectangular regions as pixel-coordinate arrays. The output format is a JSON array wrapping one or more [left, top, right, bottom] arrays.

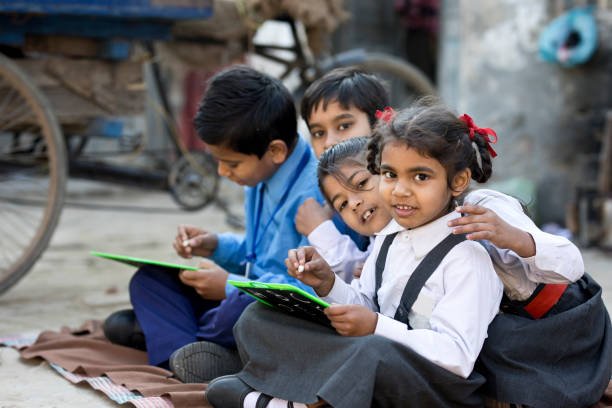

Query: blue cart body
[[0, 0, 213, 20], [0, 0, 213, 51]]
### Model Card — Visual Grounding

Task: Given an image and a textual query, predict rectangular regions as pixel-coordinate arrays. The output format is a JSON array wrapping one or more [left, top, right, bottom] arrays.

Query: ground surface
[[0, 180, 610, 407]]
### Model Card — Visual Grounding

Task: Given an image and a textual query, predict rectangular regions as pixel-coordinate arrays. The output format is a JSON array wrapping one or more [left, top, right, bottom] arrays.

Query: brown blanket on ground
[[18, 321, 210, 408]]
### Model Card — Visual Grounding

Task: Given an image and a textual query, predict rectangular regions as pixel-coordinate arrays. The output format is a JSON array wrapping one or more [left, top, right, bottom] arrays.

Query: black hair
[[317, 136, 371, 205], [367, 98, 494, 193], [194, 65, 297, 158], [300, 67, 390, 127]]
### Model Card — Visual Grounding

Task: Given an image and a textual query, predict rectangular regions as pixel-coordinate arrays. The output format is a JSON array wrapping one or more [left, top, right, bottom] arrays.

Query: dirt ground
[[0, 179, 610, 407]]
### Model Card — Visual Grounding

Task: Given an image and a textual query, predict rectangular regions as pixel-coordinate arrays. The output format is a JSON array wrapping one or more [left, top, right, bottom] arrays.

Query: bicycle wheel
[[168, 150, 220, 211], [0, 54, 67, 294], [316, 49, 436, 109]]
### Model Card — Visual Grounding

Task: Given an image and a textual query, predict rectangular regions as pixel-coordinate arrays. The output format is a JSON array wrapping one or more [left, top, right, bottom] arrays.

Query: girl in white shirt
[[206, 102, 504, 408], [315, 133, 610, 407]]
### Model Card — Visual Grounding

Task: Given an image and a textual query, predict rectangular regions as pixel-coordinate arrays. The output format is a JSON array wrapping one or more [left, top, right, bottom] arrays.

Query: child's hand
[[295, 198, 334, 236], [178, 259, 228, 300], [285, 246, 335, 296], [173, 224, 218, 258], [325, 304, 377, 336], [449, 205, 536, 258]]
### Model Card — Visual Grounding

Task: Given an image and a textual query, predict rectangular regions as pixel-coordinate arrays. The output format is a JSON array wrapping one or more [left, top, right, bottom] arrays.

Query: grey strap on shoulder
[[393, 233, 467, 326], [373, 232, 399, 312]]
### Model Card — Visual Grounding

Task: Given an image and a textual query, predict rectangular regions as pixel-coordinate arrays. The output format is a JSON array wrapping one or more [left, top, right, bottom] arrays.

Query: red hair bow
[[459, 114, 498, 158], [375, 106, 395, 123]]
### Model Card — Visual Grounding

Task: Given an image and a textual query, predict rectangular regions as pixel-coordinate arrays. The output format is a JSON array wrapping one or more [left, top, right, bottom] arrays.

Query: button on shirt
[[210, 137, 322, 295], [464, 189, 584, 300], [324, 212, 503, 378]]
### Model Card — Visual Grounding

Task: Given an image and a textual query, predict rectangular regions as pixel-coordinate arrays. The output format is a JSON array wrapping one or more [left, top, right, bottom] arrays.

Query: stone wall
[[439, 0, 612, 224]]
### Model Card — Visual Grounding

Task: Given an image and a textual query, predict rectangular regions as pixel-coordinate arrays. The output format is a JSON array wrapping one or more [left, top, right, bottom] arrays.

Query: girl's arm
[[321, 236, 384, 308], [307, 219, 370, 282], [450, 189, 584, 284], [296, 198, 370, 282]]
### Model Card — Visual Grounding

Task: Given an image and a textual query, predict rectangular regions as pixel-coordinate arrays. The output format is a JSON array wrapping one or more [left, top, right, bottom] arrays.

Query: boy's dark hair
[[367, 97, 494, 191], [317, 136, 370, 205], [300, 67, 390, 127], [194, 65, 297, 158]]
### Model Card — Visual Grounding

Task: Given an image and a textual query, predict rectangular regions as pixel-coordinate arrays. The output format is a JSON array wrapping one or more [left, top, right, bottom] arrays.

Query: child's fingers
[[296, 247, 307, 266], [287, 249, 299, 267], [179, 269, 200, 283], [324, 304, 349, 317], [450, 221, 482, 232], [306, 257, 327, 273], [455, 204, 487, 215], [177, 225, 190, 242], [285, 258, 298, 277], [464, 230, 494, 241], [448, 213, 489, 228], [197, 259, 215, 269]]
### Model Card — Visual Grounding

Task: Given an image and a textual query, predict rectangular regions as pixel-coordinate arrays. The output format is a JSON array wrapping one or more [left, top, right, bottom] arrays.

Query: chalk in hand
[[182, 240, 190, 247], [297, 264, 304, 273]]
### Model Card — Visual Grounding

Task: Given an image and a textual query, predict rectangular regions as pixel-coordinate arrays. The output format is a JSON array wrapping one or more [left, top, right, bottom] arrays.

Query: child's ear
[[267, 140, 289, 164], [451, 168, 471, 197]]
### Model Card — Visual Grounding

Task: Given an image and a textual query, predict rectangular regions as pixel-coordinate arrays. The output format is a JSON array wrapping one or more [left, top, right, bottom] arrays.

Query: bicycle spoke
[[0, 84, 20, 114], [0, 107, 35, 130]]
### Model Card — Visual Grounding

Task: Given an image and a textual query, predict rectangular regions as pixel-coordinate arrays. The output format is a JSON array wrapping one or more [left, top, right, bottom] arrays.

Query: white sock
[[268, 398, 308, 408], [243, 391, 262, 408], [242, 391, 309, 408]]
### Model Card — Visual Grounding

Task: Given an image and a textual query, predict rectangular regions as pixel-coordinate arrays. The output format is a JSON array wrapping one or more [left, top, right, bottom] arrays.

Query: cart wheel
[[0, 54, 67, 295], [169, 151, 219, 211]]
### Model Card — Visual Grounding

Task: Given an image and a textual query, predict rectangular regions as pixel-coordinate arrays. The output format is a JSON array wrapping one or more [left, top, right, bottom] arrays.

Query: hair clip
[[375, 106, 395, 123], [458, 114, 498, 158]]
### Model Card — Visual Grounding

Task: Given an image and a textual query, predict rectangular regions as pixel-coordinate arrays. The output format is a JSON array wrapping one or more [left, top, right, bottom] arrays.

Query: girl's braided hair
[[366, 98, 494, 191]]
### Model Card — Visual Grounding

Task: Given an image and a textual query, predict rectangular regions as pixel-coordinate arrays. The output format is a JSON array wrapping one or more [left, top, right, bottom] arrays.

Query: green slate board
[[91, 251, 199, 271], [228, 280, 332, 327]]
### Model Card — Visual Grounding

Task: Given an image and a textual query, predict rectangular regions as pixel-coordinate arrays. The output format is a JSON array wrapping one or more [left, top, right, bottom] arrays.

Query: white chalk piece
[[297, 264, 305, 273]]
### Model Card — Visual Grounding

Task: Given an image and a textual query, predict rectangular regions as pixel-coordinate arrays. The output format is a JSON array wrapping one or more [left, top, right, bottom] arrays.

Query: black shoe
[[206, 375, 272, 408], [170, 341, 243, 383], [103, 309, 147, 351]]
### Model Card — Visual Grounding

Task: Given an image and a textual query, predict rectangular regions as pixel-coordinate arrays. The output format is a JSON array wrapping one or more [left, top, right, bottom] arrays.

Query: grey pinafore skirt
[[233, 303, 485, 408]]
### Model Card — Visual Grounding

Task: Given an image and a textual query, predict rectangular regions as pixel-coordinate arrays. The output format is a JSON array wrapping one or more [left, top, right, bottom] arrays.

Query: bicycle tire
[[307, 49, 436, 109], [0, 53, 67, 295]]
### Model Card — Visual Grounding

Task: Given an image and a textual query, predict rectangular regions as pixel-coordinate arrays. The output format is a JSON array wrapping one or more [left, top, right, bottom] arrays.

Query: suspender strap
[[373, 232, 399, 312], [393, 233, 467, 325]]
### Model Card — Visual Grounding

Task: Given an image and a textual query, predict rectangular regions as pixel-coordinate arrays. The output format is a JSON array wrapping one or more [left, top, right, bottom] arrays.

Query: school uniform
[[233, 212, 503, 407], [463, 190, 612, 407], [129, 137, 323, 366], [308, 218, 372, 282]]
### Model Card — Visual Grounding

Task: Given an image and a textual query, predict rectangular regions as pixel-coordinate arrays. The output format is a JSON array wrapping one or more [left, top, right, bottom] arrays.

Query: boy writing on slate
[[103, 65, 322, 383]]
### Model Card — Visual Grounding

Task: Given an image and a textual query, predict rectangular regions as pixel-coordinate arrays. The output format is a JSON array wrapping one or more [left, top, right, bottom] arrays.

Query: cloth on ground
[[1, 320, 210, 408]]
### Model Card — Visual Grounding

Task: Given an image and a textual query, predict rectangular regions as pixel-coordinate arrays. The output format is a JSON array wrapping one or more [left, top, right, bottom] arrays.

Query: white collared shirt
[[324, 212, 503, 378], [464, 189, 584, 300]]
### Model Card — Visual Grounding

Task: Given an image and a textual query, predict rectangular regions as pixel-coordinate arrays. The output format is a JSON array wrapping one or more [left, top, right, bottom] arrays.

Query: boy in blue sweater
[[103, 65, 321, 381]]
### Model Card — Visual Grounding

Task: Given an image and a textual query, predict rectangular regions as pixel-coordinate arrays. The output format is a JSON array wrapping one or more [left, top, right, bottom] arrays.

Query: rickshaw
[[0, 0, 435, 294]]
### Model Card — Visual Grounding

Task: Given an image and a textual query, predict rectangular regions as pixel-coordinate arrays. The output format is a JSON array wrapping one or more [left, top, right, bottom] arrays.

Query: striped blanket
[[0, 321, 208, 408]]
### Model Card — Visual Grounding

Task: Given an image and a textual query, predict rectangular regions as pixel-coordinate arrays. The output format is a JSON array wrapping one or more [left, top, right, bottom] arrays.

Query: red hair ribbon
[[458, 113, 498, 158], [375, 106, 395, 123]]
